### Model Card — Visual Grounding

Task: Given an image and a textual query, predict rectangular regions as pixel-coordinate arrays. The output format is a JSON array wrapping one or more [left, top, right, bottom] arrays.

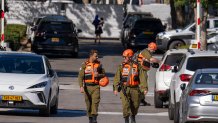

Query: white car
[[0, 51, 59, 116], [168, 49, 218, 122], [155, 49, 186, 108]]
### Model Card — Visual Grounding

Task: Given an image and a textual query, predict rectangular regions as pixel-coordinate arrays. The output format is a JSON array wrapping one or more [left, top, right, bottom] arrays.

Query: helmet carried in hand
[[99, 76, 109, 87]]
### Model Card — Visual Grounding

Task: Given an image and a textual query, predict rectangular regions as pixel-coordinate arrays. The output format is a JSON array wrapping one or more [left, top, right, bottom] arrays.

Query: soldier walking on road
[[78, 49, 105, 123], [135, 42, 159, 106], [113, 49, 148, 123]]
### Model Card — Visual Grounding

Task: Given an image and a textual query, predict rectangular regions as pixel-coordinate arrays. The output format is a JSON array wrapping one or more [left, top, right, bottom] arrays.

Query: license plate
[[144, 32, 154, 35], [2, 95, 22, 101], [191, 44, 197, 48], [52, 38, 59, 42], [212, 95, 218, 101]]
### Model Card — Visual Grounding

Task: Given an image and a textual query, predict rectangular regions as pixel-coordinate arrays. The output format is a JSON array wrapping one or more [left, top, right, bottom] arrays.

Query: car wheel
[[71, 52, 78, 58], [169, 41, 184, 50], [39, 95, 51, 117], [50, 96, 58, 114], [174, 102, 180, 123], [154, 91, 163, 108], [168, 94, 174, 120]]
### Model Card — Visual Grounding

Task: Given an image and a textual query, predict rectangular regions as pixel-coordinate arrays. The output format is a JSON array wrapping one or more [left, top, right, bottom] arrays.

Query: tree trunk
[[176, 6, 185, 28], [170, 0, 177, 29], [201, 8, 208, 50]]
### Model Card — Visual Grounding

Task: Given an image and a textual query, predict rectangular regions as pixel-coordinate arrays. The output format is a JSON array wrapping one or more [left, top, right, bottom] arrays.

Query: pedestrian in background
[[78, 49, 105, 123], [95, 17, 104, 44], [92, 15, 100, 44], [113, 49, 148, 123]]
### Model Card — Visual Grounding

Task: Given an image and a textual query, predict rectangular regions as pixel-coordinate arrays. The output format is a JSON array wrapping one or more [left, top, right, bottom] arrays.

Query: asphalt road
[[0, 40, 173, 123]]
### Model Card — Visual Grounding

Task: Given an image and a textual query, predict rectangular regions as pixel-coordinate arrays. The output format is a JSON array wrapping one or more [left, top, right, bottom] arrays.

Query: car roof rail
[[187, 48, 195, 55]]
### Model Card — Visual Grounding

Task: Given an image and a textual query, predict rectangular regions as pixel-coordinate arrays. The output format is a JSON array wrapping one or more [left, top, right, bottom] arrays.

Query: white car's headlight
[[28, 81, 48, 89]]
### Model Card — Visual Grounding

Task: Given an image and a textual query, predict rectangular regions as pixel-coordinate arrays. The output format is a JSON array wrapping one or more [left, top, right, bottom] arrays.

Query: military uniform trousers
[[84, 84, 100, 117], [120, 86, 140, 117]]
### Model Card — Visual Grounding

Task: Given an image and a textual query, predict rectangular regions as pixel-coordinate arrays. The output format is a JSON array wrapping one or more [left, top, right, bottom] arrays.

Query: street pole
[[196, 0, 201, 49], [1, 0, 4, 48]]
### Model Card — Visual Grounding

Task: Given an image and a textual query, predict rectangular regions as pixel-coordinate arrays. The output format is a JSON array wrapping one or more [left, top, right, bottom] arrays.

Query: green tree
[[0, 0, 9, 12], [170, 0, 218, 50]]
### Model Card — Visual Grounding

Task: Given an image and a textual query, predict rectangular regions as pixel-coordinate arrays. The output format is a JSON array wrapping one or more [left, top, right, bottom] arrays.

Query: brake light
[[159, 64, 171, 71], [188, 116, 200, 118], [189, 90, 210, 96], [35, 32, 45, 37], [179, 74, 192, 82]]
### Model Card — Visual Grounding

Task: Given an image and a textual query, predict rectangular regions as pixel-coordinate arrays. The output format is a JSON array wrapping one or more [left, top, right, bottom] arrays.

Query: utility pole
[[1, 0, 4, 48], [196, 0, 201, 49], [190, 0, 201, 49]]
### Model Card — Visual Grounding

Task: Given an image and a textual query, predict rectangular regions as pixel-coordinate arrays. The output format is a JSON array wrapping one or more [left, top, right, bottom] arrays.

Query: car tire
[[50, 96, 58, 114], [169, 41, 184, 50], [174, 102, 180, 123], [39, 95, 51, 117], [71, 52, 78, 58], [154, 92, 163, 108], [168, 94, 174, 120]]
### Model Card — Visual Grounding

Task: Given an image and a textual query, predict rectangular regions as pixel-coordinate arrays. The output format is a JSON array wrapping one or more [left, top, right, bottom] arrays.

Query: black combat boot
[[92, 115, 97, 123], [130, 115, 136, 123], [141, 99, 151, 106], [89, 117, 93, 123], [124, 116, 129, 123]]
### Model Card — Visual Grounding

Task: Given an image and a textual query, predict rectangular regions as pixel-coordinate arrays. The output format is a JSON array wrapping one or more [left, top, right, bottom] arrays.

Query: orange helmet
[[122, 49, 134, 57], [148, 42, 157, 51], [99, 76, 109, 87]]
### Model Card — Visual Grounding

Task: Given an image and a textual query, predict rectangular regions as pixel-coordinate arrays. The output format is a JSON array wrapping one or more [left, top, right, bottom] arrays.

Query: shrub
[[5, 24, 27, 50]]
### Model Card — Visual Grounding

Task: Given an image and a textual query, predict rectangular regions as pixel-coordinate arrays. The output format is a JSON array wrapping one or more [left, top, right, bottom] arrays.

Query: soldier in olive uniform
[[113, 49, 148, 123], [78, 49, 105, 123], [137, 42, 159, 106]]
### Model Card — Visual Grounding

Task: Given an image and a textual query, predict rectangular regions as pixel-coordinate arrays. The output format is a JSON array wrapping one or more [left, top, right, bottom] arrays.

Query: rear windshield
[[0, 55, 45, 74], [134, 20, 164, 31], [164, 53, 184, 66], [187, 57, 218, 71], [38, 22, 73, 32], [195, 73, 218, 84]]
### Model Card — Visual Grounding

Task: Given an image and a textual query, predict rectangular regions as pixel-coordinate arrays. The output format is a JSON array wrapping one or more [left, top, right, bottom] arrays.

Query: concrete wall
[[6, 0, 171, 38], [66, 4, 123, 38]]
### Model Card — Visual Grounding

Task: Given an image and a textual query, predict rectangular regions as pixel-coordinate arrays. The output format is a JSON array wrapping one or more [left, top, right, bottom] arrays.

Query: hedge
[[5, 24, 27, 50]]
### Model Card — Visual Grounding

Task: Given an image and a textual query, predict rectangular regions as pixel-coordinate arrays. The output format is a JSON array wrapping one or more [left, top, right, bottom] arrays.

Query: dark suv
[[32, 15, 81, 57], [121, 12, 153, 46], [122, 18, 165, 49]]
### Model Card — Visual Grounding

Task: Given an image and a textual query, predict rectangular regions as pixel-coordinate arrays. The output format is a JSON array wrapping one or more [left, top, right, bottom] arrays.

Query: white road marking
[[98, 111, 168, 116], [60, 85, 154, 97]]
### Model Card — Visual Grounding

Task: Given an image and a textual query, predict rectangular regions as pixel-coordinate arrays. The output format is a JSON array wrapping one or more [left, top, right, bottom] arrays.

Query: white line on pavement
[[57, 110, 168, 117], [59, 85, 154, 97]]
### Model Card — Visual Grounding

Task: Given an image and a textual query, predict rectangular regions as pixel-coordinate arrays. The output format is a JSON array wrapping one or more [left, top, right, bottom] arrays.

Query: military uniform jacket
[[78, 60, 105, 87], [113, 62, 148, 92]]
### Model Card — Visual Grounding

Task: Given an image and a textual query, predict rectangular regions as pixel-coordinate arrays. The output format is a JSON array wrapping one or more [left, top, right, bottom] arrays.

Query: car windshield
[[164, 53, 184, 66], [195, 73, 218, 84], [0, 55, 45, 74], [183, 23, 194, 30], [35, 18, 42, 25], [38, 22, 73, 32], [187, 57, 218, 71], [134, 20, 164, 32]]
